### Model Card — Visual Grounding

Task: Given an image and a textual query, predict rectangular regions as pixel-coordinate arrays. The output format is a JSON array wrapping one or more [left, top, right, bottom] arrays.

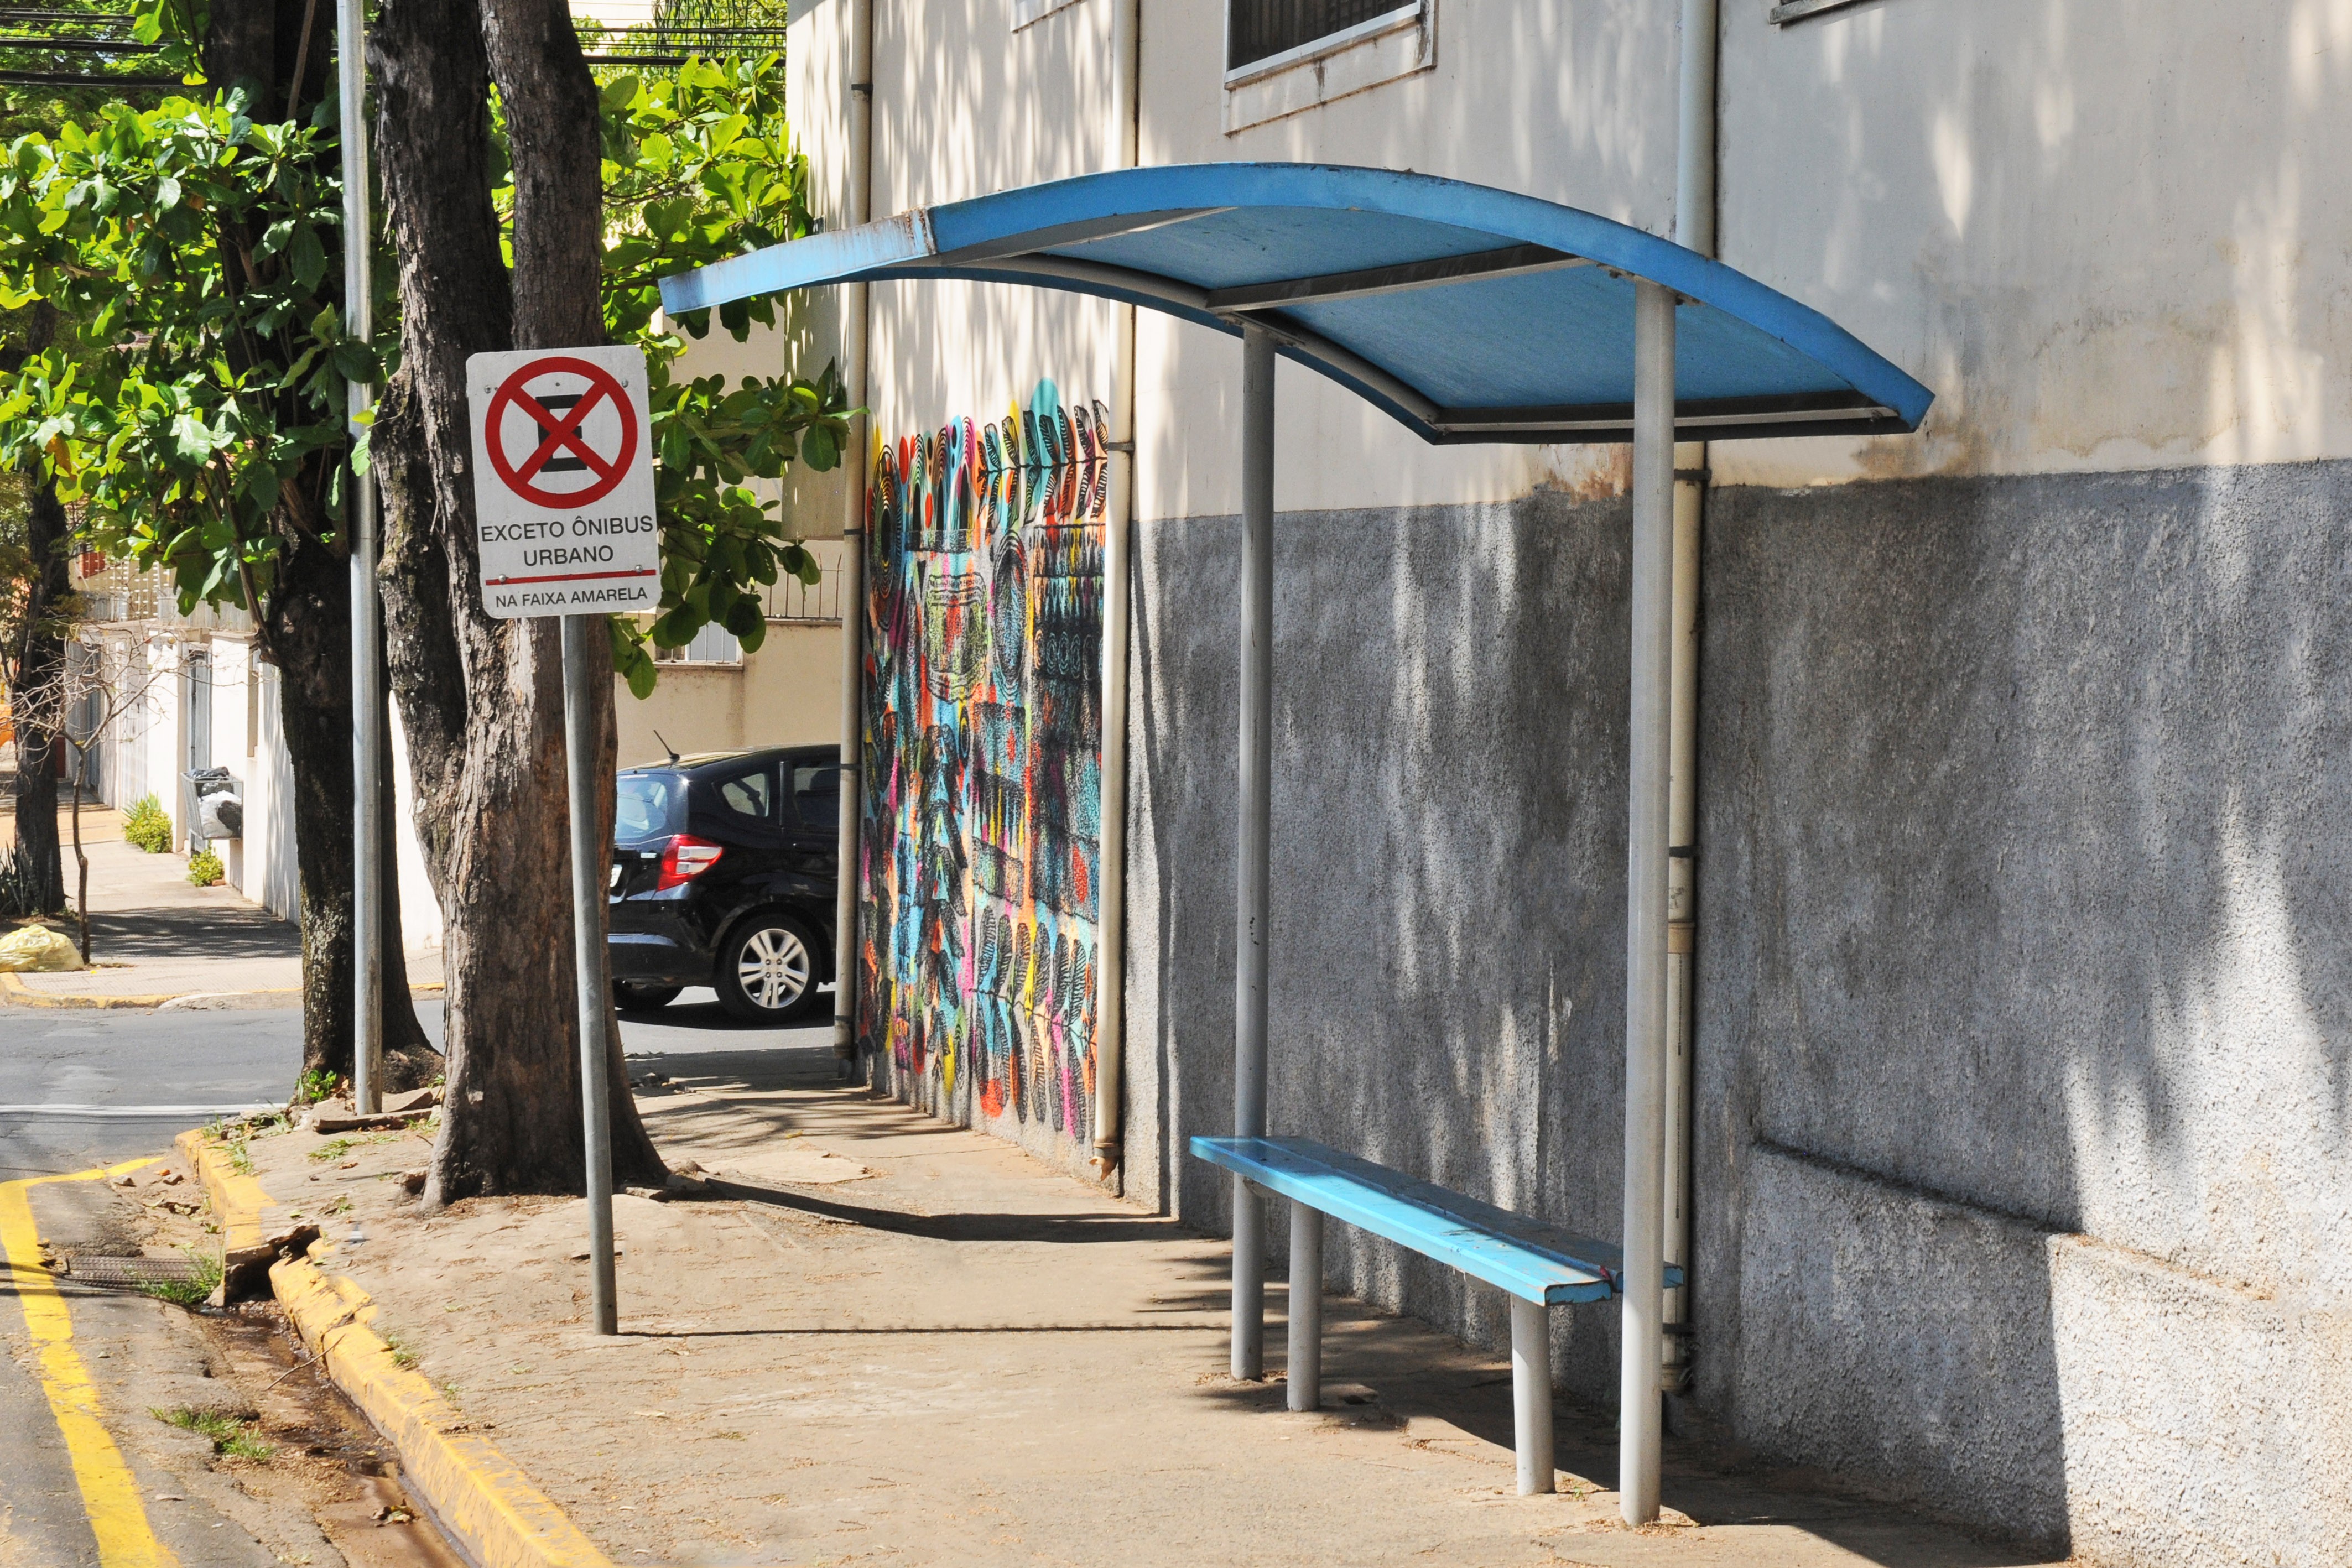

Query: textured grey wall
[[1122, 461, 2352, 1566], [1697, 463, 2352, 1563], [1124, 488, 1637, 1394]]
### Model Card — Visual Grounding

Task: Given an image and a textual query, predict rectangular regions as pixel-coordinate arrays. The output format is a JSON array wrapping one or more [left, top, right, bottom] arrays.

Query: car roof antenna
[[653, 728, 679, 765]]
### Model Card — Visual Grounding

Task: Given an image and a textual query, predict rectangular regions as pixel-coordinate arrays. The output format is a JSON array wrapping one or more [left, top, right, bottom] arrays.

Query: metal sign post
[[465, 344, 660, 1336], [338, 0, 382, 1116]]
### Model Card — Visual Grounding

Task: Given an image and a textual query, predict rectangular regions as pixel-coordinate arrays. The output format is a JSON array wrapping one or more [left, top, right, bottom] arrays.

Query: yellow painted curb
[[0, 971, 180, 1009], [181, 1138, 615, 1568], [0, 973, 447, 1009], [173, 1129, 277, 1253]]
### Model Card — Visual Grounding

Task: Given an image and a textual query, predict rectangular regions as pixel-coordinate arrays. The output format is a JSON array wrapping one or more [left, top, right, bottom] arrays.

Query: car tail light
[[655, 835, 724, 890]]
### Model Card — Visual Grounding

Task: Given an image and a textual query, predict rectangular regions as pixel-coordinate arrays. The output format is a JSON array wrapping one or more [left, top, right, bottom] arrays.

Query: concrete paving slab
[[3, 836, 441, 1007], [218, 1029, 2068, 1568]]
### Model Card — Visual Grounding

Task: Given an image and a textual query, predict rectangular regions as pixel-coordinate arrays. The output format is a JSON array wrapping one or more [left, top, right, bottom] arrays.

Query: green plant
[[309, 1137, 356, 1163], [381, 1332, 418, 1369], [295, 1067, 343, 1106], [591, 56, 853, 697], [138, 1248, 222, 1310], [152, 1404, 273, 1462], [122, 794, 171, 854], [0, 843, 54, 916], [185, 847, 223, 887]]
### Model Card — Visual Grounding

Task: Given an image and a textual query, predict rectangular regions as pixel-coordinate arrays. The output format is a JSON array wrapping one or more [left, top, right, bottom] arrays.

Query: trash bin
[[183, 767, 242, 847]]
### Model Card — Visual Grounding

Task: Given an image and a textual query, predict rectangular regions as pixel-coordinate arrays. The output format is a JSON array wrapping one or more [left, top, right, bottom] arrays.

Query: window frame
[[1223, 0, 1424, 87]]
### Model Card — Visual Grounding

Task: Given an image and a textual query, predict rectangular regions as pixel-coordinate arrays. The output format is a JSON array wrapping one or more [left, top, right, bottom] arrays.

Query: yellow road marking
[[0, 1157, 180, 1568]]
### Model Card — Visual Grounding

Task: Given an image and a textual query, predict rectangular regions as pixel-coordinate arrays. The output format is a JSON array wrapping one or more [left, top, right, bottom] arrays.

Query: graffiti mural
[[857, 383, 1107, 1159]]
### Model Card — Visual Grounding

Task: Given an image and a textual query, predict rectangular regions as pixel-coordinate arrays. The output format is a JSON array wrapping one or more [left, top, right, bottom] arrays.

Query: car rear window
[[615, 773, 686, 842], [790, 762, 839, 833]]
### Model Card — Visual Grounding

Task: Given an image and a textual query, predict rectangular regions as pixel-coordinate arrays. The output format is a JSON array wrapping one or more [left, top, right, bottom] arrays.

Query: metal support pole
[[1512, 1295, 1555, 1495], [1620, 279, 1677, 1525], [338, 0, 381, 1116], [832, 0, 875, 1081], [560, 616, 618, 1336], [1286, 1202, 1322, 1411], [830, 504, 864, 1081], [1230, 321, 1276, 1381]]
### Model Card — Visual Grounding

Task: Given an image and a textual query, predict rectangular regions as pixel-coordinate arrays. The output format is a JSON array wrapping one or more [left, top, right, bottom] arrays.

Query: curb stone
[[1, 972, 446, 1008], [180, 1131, 618, 1568]]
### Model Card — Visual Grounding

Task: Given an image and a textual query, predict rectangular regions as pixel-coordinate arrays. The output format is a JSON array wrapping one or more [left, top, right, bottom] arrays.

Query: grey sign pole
[[1619, 278, 1677, 1525], [1230, 321, 1276, 1381], [560, 615, 619, 1335], [338, 0, 382, 1116]]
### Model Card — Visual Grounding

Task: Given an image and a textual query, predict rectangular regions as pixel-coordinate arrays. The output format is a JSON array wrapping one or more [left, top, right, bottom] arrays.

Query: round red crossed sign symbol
[[483, 356, 639, 509]]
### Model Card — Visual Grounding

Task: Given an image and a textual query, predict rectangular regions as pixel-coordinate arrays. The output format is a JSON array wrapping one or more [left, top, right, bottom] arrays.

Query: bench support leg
[[1232, 1176, 1264, 1379], [1511, 1295, 1554, 1495], [1287, 1203, 1322, 1411]]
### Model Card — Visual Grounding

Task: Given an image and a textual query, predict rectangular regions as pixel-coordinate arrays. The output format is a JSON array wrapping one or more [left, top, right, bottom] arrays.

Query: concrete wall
[[774, 0, 2352, 1557], [1123, 487, 1636, 1397], [611, 620, 845, 767], [1694, 460, 2352, 1562], [1123, 460, 2352, 1564]]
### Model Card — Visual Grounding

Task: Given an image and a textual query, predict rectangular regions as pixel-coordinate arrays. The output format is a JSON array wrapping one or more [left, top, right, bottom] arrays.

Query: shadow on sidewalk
[[697, 1171, 1185, 1244], [87, 906, 302, 964]]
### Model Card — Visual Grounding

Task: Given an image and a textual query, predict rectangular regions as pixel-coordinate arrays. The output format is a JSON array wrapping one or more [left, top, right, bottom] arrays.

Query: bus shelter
[[660, 161, 1933, 1520]]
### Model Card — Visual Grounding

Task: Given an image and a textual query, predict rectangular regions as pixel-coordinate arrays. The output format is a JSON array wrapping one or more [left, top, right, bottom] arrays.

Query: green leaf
[[288, 224, 326, 291], [800, 423, 839, 472]]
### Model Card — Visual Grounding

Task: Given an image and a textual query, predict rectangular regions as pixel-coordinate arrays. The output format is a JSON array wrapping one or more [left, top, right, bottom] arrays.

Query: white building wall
[[778, 6, 2351, 1562]]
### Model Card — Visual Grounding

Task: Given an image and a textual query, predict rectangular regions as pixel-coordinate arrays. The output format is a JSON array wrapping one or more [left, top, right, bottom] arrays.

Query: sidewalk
[[2, 822, 442, 1008], [221, 1037, 2065, 1568]]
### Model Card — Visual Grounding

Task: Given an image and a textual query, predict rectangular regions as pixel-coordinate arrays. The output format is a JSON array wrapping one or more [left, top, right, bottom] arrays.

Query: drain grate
[[56, 1254, 205, 1288]]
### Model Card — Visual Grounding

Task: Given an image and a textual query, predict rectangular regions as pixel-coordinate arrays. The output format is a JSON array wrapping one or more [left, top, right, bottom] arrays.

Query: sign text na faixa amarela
[[464, 345, 660, 621]]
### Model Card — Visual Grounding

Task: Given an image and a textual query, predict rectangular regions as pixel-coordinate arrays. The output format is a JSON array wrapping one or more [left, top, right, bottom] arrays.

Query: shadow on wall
[[1126, 485, 1634, 1399], [1696, 461, 2352, 1563], [1125, 460, 2351, 1564], [1720, 3, 2352, 482]]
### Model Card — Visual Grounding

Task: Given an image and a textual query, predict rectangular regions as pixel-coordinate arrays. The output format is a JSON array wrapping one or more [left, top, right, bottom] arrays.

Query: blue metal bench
[[1190, 1135, 1684, 1494]]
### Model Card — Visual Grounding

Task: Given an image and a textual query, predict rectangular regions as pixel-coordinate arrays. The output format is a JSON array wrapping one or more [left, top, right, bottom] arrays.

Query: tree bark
[[372, 0, 663, 1200], [267, 532, 440, 1091], [206, 0, 439, 1095], [9, 462, 69, 915]]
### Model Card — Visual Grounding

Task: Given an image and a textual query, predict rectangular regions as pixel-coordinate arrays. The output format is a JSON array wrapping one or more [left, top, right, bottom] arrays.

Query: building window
[[1221, 0, 1432, 133], [1228, 0, 1418, 75], [1768, 0, 1874, 23], [654, 622, 744, 665]]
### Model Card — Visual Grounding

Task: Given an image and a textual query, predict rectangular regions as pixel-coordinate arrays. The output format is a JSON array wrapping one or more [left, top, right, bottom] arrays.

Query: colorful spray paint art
[[857, 383, 1107, 1159]]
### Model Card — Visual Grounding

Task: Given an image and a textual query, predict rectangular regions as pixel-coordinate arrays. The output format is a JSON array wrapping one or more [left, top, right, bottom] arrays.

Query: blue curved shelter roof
[[658, 163, 1932, 446]]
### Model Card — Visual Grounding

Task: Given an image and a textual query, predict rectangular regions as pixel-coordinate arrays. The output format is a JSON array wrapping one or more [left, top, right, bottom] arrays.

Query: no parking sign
[[465, 345, 659, 619]]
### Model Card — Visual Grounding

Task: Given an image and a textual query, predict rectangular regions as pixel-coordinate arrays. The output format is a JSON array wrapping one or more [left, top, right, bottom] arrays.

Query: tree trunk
[[201, 0, 439, 1098], [267, 530, 440, 1092], [372, 0, 663, 1200], [9, 469, 68, 915]]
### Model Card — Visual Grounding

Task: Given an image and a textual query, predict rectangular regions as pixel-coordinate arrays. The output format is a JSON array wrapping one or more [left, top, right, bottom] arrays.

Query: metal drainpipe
[[1663, 0, 1718, 1397], [832, 0, 875, 1081], [1090, 0, 1141, 1185]]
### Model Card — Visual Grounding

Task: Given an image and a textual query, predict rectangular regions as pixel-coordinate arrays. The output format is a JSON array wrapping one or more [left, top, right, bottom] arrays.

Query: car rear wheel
[[715, 912, 822, 1023], [613, 981, 683, 1012]]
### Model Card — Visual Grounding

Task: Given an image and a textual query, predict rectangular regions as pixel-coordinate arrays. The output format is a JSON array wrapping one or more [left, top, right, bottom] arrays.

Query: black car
[[607, 746, 841, 1022]]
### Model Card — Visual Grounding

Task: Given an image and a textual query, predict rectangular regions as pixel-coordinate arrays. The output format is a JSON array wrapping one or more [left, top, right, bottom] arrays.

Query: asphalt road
[[0, 989, 821, 1565], [0, 1007, 347, 1183]]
